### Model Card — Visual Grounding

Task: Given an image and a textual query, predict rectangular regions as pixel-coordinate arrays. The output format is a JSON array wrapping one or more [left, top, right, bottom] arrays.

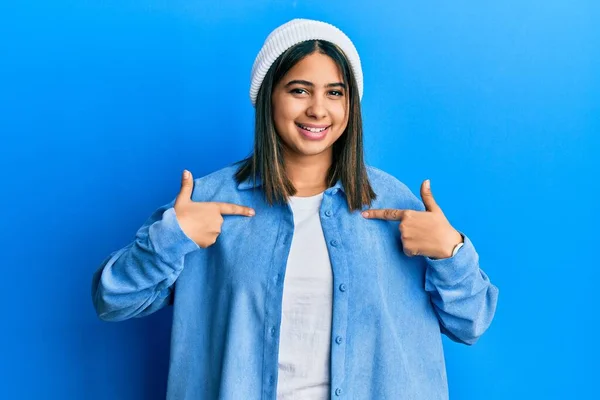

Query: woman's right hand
[[174, 170, 255, 248]]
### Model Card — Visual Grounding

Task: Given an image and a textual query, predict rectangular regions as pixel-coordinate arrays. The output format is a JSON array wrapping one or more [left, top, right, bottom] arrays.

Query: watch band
[[451, 242, 464, 257]]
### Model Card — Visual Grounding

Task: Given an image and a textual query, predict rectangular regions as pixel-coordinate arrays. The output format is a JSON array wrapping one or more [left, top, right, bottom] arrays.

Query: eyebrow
[[284, 79, 347, 89]]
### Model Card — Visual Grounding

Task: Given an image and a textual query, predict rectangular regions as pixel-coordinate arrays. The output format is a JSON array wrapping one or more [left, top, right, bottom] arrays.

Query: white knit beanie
[[249, 18, 363, 106]]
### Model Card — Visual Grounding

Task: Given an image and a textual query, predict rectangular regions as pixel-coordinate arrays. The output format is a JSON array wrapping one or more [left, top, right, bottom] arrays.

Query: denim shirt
[[92, 164, 499, 400]]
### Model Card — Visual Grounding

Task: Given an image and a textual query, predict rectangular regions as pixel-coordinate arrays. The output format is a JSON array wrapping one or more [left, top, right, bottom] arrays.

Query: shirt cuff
[[424, 232, 479, 286], [148, 207, 200, 268]]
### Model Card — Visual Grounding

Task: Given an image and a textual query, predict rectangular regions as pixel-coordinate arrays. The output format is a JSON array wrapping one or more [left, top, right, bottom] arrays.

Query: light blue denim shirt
[[92, 164, 498, 400]]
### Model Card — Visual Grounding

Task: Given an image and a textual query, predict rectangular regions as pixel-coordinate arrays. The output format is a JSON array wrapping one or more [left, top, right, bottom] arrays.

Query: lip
[[295, 123, 330, 140], [296, 122, 330, 129]]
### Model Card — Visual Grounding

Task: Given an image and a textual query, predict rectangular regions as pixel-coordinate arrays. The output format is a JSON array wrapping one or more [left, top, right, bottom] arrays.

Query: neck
[[284, 150, 332, 197]]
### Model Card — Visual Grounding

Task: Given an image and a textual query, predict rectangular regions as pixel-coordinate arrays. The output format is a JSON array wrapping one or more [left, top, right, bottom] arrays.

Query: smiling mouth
[[295, 123, 331, 133]]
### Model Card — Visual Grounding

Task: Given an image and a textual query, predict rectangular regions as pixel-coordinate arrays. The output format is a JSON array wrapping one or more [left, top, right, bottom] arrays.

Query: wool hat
[[249, 18, 363, 106]]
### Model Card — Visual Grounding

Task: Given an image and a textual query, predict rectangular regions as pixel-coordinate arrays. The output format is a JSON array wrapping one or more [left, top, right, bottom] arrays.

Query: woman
[[92, 18, 499, 400]]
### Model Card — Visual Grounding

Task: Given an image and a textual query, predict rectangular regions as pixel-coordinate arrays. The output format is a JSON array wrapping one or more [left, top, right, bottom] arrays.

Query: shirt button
[[339, 283, 347, 292], [332, 189, 339, 195], [270, 327, 276, 336], [269, 375, 274, 385], [335, 388, 342, 396], [330, 239, 339, 247], [325, 210, 333, 217], [335, 336, 343, 344]]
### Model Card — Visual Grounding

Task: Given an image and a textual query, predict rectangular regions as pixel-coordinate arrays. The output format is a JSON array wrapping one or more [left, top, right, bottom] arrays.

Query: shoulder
[[365, 165, 411, 195], [366, 165, 425, 212], [190, 164, 240, 202]]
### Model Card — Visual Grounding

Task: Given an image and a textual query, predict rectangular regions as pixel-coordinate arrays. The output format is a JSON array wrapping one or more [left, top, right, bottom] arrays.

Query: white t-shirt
[[276, 192, 333, 400]]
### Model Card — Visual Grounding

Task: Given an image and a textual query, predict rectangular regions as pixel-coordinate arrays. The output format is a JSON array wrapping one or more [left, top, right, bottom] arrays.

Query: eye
[[290, 88, 308, 95], [329, 90, 344, 97]]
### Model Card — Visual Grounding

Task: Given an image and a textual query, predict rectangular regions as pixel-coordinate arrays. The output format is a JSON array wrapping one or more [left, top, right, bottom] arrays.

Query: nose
[[306, 97, 327, 119]]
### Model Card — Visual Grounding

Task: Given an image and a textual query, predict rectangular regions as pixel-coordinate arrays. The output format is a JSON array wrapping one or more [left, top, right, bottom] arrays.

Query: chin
[[294, 144, 332, 157]]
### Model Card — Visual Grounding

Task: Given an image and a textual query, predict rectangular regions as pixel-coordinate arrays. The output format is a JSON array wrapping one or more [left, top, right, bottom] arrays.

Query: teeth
[[298, 124, 328, 133]]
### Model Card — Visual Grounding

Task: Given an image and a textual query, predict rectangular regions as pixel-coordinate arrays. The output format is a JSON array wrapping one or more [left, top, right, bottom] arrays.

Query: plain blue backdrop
[[1, 1, 598, 399]]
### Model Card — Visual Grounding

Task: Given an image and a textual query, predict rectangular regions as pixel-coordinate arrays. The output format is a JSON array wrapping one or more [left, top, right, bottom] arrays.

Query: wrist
[[438, 230, 464, 259], [449, 231, 464, 257]]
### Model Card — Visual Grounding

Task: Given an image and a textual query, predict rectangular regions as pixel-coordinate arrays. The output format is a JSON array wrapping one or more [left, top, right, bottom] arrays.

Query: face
[[271, 52, 349, 163]]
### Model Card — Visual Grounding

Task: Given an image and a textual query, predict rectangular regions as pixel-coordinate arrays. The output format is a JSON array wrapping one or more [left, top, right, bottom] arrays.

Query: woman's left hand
[[362, 179, 463, 259]]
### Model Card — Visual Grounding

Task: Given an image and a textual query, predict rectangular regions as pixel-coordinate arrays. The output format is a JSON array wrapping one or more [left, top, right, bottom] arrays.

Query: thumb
[[420, 179, 440, 212], [176, 170, 194, 204]]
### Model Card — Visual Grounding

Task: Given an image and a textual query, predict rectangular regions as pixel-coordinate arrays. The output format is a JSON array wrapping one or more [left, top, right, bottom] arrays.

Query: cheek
[[272, 103, 286, 133], [272, 103, 300, 144], [274, 95, 300, 115], [333, 103, 349, 127], [273, 100, 302, 128]]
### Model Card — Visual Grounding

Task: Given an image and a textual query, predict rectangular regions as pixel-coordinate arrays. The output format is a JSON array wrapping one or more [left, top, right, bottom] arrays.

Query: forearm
[[424, 234, 499, 345], [91, 206, 199, 321]]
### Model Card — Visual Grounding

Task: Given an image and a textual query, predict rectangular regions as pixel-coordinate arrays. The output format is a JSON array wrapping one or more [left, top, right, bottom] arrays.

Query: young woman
[[92, 18, 498, 400]]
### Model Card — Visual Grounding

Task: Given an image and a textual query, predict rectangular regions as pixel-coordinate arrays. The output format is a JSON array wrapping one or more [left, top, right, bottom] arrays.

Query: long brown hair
[[235, 39, 376, 212]]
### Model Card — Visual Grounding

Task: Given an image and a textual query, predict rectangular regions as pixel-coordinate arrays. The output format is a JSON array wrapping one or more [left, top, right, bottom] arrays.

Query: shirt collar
[[237, 175, 262, 190]]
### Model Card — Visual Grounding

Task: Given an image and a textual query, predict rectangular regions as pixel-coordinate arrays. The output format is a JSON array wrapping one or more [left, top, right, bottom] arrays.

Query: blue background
[[1, 1, 598, 399]]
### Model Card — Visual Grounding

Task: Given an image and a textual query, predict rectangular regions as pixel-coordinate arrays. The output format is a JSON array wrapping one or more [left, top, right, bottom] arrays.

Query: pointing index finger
[[215, 202, 256, 217], [362, 209, 405, 221]]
